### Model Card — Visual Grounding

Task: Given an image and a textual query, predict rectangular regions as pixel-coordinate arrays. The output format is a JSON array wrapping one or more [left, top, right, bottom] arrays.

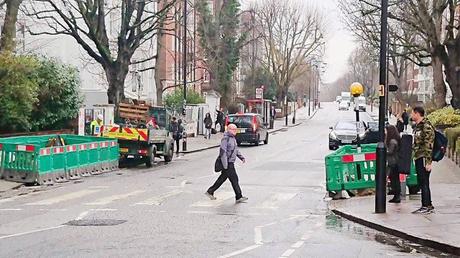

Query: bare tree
[[255, 0, 325, 103], [24, 0, 176, 112], [0, 0, 23, 52], [341, 0, 460, 108]]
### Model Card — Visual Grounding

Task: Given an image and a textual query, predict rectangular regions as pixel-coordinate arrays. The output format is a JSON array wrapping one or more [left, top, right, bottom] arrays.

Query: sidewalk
[[181, 106, 316, 154], [0, 180, 23, 194], [330, 157, 460, 255]]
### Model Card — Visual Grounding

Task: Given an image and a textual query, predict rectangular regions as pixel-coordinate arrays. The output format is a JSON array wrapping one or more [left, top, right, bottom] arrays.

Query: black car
[[363, 121, 379, 144], [227, 113, 269, 146], [329, 121, 366, 150]]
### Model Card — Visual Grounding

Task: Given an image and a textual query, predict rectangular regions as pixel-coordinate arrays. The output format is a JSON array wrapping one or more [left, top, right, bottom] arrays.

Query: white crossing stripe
[[25, 189, 102, 205], [85, 190, 145, 205], [190, 191, 234, 207], [280, 249, 296, 257], [134, 190, 183, 206], [256, 193, 297, 209]]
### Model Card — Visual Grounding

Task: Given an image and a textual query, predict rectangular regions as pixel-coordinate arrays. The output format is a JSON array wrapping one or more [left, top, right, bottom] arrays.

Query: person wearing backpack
[[386, 125, 401, 203], [411, 106, 435, 214]]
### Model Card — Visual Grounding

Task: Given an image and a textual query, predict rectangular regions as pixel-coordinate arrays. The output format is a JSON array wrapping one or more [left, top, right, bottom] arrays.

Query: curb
[[181, 108, 319, 155], [331, 209, 460, 256]]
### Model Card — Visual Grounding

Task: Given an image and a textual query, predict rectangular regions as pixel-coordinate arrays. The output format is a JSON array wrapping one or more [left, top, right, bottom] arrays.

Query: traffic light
[[389, 84, 399, 92]]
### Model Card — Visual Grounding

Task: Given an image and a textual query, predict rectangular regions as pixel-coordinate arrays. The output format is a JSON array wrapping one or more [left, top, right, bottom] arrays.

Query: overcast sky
[[311, 0, 357, 83]]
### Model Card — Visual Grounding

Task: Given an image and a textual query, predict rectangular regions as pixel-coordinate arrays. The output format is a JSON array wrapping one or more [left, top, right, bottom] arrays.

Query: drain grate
[[65, 219, 127, 226]]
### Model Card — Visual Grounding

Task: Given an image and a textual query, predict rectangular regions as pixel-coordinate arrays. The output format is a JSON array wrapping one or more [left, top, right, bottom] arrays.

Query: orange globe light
[[350, 82, 364, 97]]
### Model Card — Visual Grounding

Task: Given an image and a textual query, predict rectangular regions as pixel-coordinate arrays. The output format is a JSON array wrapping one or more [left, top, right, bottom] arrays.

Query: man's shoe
[[236, 197, 248, 203], [412, 207, 429, 214], [205, 192, 217, 200], [389, 197, 401, 203]]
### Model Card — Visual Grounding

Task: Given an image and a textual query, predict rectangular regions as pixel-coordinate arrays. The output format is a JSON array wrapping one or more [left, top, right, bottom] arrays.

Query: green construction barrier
[[0, 134, 119, 185], [325, 144, 418, 192]]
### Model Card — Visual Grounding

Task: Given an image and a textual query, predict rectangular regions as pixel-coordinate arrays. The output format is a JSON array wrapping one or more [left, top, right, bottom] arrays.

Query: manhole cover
[[65, 219, 127, 226]]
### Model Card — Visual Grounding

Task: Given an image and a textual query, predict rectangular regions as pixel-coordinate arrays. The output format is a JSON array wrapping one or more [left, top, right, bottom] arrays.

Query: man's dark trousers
[[207, 163, 242, 200], [415, 158, 432, 207]]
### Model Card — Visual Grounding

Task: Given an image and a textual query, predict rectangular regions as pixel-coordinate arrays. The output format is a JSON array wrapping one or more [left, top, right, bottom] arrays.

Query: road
[[0, 103, 433, 257]]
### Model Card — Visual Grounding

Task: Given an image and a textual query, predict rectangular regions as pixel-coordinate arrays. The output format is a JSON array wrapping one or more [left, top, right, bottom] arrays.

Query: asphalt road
[[0, 103, 434, 257]]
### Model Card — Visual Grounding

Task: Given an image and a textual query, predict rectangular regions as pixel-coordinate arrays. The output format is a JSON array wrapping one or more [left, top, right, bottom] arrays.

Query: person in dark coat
[[386, 125, 401, 203], [204, 113, 213, 139], [396, 113, 405, 133], [170, 117, 183, 153], [216, 108, 225, 132], [402, 109, 409, 131]]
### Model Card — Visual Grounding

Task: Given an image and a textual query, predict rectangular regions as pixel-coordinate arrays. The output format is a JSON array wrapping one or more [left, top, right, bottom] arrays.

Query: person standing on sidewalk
[[411, 106, 435, 214], [386, 125, 401, 203], [206, 124, 248, 203], [170, 117, 183, 154], [204, 113, 213, 139], [402, 109, 409, 131], [216, 108, 225, 133]]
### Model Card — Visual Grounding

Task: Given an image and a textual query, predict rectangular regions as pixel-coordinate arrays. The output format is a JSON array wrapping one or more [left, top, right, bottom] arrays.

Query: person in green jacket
[[411, 106, 435, 214]]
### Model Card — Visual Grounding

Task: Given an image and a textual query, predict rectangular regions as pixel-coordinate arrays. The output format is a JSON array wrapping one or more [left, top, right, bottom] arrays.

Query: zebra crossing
[[0, 187, 301, 212]]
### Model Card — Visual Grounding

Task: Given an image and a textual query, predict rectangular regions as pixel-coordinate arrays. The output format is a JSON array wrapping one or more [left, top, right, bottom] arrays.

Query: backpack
[[432, 130, 448, 162]]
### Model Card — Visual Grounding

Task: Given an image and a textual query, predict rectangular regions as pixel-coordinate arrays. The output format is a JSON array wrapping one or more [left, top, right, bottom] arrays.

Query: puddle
[[325, 213, 452, 257]]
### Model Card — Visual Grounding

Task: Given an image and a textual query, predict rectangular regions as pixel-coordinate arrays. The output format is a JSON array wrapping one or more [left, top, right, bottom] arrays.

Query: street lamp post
[[375, 0, 389, 214], [182, 0, 188, 152]]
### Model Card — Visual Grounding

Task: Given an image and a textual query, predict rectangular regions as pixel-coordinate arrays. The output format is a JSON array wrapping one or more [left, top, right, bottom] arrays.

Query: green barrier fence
[[325, 144, 418, 192], [0, 134, 119, 185]]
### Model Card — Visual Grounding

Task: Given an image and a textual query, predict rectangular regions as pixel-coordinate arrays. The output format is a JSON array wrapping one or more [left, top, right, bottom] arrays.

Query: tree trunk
[[105, 65, 128, 116], [431, 52, 447, 108], [0, 0, 23, 53], [155, 34, 166, 106], [443, 42, 460, 109]]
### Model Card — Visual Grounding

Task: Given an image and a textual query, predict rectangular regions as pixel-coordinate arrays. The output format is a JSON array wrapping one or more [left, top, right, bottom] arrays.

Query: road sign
[[378, 85, 385, 96], [256, 88, 263, 99]]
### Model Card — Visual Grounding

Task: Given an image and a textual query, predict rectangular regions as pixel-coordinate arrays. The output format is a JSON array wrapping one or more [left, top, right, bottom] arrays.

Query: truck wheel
[[408, 185, 420, 195], [145, 145, 156, 168], [164, 144, 174, 163]]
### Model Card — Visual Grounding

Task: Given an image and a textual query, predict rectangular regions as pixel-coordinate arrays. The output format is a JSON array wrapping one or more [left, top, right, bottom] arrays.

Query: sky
[[240, 0, 357, 84], [311, 0, 357, 83]]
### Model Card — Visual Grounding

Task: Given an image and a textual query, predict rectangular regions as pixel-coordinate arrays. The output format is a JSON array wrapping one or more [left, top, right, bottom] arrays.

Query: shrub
[[0, 54, 39, 132], [427, 107, 460, 128]]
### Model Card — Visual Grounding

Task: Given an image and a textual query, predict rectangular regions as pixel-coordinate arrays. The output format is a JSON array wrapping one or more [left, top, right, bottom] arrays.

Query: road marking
[[84, 190, 145, 205], [190, 191, 234, 207], [0, 225, 66, 240], [0, 196, 23, 204], [291, 241, 304, 248], [0, 208, 22, 211], [25, 189, 101, 205], [254, 226, 263, 244], [38, 209, 68, 211], [217, 244, 262, 258], [75, 211, 89, 220], [280, 249, 296, 257], [90, 208, 118, 211], [134, 190, 183, 206], [256, 193, 297, 209]]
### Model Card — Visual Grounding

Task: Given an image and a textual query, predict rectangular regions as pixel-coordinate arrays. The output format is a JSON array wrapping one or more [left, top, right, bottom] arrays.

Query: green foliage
[[0, 54, 82, 133], [164, 88, 205, 110], [0, 54, 39, 132], [196, 0, 246, 107], [30, 57, 82, 131], [427, 107, 460, 128], [243, 67, 276, 100]]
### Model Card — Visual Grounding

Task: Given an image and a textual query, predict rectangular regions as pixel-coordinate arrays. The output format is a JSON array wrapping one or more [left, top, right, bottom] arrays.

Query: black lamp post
[[375, 0, 389, 214]]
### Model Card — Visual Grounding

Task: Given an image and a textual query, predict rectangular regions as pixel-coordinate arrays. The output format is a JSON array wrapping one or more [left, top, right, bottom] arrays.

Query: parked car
[[329, 121, 366, 150], [227, 113, 269, 146], [363, 121, 379, 144], [338, 101, 349, 111]]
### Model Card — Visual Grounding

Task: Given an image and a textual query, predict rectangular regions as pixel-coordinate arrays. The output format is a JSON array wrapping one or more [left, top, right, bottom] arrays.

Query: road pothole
[[65, 219, 127, 226]]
